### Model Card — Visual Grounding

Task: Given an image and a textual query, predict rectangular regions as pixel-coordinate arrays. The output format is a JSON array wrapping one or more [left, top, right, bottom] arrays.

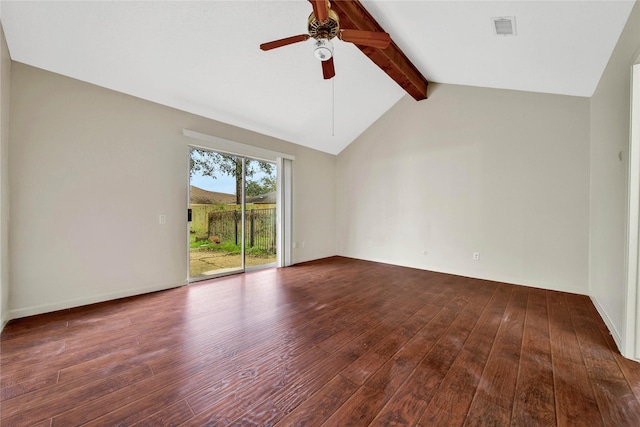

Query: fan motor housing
[[308, 10, 340, 40]]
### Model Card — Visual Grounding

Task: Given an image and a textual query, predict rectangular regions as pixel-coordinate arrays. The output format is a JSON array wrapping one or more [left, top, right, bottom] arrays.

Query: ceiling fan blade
[[311, 0, 329, 22], [339, 29, 391, 49], [260, 34, 310, 51], [322, 57, 335, 80]]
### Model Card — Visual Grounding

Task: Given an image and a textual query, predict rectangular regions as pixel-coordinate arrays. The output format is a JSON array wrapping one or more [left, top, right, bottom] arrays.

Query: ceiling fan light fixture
[[313, 38, 333, 61]]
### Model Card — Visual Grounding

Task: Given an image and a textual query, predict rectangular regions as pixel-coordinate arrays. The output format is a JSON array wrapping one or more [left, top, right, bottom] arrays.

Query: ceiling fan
[[259, 0, 391, 80]]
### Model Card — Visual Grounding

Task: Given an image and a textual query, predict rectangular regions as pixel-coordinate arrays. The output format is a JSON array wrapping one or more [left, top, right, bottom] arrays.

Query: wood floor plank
[[510, 288, 556, 427], [418, 283, 512, 427], [1, 338, 144, 417], [583, 299, 640, 404], [230, 400, 284, 426], [565, 294, 625, 383], [566, 293, 640, 426], [1, 335, 140, 387], [1, 257, 639, 426], [57, 344, 164, 384], [0, 372, 58, 401], [367, 282, 493, 426], [130, 399, 194, 427], [468, 285, 528, 418], [273, 375, 358, 426], [183, 346, 330, 424], [53, 336, 295, 425], [270, 350, 358, 417], [1, 307, 133, 362], [0, 302, 113, 345], [340, 293, 449, 386], [2, 365, 153, 426], [24, 419, 52, 427], [547, 290, 603, 426], [341, 287, 484, 426], [133, 280, 381, 385], [612, 350, 640, 403], [62, 283, 409, 424], [322, 381, 405, 427], [270, 296, 426, 416], [463, 396, 511, 427], [1, 339, 68, 369]]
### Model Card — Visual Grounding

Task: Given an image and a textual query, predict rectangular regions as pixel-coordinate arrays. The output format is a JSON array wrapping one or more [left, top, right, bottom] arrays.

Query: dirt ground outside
[[190, 249, 276, 277]]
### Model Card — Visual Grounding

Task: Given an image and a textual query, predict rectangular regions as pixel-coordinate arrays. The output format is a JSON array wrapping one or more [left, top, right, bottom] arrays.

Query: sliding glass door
[[189, 147, 277, 281]]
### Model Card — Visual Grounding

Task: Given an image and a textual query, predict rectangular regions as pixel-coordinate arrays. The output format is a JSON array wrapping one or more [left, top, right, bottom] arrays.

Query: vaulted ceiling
[[0, 1, 635, 155]]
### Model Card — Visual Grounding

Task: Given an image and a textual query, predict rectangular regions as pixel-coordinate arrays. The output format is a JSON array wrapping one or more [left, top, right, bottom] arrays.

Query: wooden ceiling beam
[[328, 0, 429, 100]]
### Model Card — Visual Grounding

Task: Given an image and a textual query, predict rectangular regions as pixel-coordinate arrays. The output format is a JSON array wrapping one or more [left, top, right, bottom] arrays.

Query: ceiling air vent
[[492, 16, 516, 36]]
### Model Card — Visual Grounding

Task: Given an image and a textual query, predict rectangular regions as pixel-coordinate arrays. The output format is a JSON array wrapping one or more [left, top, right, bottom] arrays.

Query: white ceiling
[[0, 1, 635, 155]]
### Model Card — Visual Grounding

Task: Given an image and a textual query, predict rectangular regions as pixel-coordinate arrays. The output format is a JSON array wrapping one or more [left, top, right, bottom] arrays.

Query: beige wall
[[0, 23, 10, 328], [589, 1, 640, 351], [8, 62, 336, 319], [337, 84, 591, 294]]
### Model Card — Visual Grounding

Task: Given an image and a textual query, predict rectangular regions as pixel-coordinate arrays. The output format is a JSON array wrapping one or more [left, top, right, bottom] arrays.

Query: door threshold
[[245, 262, 277, 273], [189, 268, 244, 283]]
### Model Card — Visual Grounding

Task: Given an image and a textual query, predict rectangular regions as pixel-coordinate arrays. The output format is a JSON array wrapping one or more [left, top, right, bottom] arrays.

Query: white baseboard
[[0, 311, 9, 333], [8, 279, 187, 320], [345, 253, 590, 296], [590, 295, 624, 354], [293, 253, 336, 265]]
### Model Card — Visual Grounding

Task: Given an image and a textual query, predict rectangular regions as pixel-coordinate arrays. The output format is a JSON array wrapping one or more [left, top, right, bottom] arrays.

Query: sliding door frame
[[183, 130, 294, 280], [625, 61, 640, 360]]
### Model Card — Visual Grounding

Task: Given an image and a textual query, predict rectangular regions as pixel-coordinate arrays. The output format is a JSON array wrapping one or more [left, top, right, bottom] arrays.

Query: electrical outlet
[[159, 214, 166, 224], [473, 252, 480, 261]]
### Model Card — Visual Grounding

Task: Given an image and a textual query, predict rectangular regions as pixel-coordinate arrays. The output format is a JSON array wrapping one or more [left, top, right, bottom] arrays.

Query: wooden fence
[[190, 204, 226, 236], [207, 208, 276, 253], [190, 203, 276, 236]]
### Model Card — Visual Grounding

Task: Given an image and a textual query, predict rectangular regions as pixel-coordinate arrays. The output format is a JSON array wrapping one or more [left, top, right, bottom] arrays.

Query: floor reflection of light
[[181, 269, 287, 354]]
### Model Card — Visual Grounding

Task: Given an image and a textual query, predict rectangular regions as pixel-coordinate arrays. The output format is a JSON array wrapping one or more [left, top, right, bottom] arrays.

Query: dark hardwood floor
[[2, 256, 640, 426]]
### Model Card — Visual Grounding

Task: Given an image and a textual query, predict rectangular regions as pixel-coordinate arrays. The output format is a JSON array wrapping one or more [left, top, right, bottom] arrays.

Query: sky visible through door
[[190, 151, 273, 194]]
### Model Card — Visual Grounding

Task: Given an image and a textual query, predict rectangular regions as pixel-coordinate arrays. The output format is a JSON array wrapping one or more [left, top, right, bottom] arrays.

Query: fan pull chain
[[332, 78, 335, 137]]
